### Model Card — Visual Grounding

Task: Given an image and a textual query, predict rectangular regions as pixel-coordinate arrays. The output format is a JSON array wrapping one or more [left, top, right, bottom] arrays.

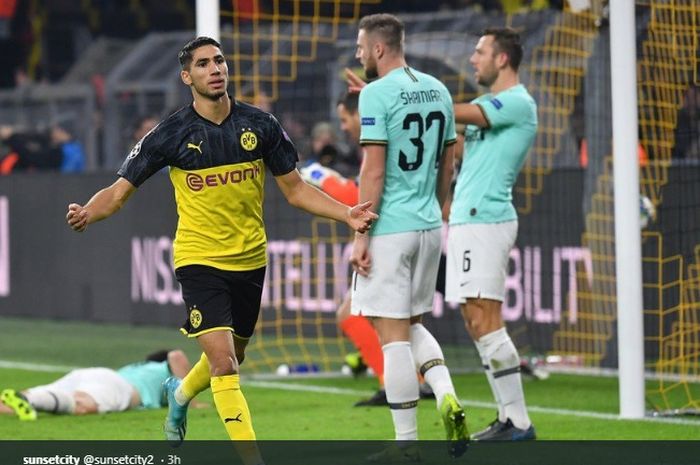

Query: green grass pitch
[[0, 317, 698, 440]]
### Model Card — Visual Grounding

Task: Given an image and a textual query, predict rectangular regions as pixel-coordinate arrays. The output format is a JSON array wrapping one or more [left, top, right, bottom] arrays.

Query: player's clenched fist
[[66, 203, 89, 232]]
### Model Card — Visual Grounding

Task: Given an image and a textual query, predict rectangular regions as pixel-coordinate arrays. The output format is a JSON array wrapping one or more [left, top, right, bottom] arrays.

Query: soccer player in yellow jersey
[[65, 36, 377, 462]]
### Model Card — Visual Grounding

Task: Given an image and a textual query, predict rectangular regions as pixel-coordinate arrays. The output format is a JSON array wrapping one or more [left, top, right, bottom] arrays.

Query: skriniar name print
[[399, 89, 444, 105]]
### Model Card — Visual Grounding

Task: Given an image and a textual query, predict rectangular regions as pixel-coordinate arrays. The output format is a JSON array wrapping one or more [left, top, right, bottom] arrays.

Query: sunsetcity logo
[[186, 165, 261, 191]]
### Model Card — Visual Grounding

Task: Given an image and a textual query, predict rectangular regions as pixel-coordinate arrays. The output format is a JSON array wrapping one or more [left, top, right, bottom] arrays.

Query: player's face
[[356, 29, 378, 80], [182, 44, 229, 100], [337, 103, 361, 142], [470, 35, 500, 87]]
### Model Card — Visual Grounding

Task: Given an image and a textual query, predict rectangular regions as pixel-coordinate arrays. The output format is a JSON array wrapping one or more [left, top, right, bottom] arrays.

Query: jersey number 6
[[463, 250, 471, 272]]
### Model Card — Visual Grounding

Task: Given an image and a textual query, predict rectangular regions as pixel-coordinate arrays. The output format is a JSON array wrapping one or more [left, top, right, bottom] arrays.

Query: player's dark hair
[[179, 36, 222, 70], [336, 91, 359, 114], [358, 14, 404, 53], [482, 27, 523, 71], [145, 349, 170, 363]]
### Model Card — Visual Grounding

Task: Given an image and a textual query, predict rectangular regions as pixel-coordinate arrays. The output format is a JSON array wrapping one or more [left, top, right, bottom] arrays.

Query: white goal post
[[610, 0, 645, 419], [196, 0, 220, 42]]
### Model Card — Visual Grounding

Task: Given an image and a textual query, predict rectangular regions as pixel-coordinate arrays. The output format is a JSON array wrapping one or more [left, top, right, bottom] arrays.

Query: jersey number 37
[[399, 111, 446, 171]]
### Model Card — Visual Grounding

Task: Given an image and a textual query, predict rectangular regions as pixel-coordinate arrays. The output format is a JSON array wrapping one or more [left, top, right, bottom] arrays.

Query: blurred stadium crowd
[[0, 0, 696, 174], [0, 1, 562, 88]]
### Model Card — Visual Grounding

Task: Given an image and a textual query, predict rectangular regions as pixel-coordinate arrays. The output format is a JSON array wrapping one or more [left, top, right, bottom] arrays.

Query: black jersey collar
[[189, 96, 235, 127]]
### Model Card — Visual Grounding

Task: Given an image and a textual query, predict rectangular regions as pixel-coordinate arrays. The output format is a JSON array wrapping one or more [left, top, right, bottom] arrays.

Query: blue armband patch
[[489, 98, 503, 110], [361, 117, 376, 126]]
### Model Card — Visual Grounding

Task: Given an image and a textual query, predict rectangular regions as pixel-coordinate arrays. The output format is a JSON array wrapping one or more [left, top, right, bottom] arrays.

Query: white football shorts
[[351, 228, 441, 319], [445, 221, 517, 303], [26, 367, 135, 413]]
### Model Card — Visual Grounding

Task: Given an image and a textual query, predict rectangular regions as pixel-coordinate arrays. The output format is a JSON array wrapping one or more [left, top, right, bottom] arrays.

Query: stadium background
[[0, 0, 698, 419]]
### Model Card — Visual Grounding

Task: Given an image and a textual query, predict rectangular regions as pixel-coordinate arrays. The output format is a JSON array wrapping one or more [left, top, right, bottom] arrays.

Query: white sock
[[409, 323, 456, 408], [174, 386, 190, 406], [474, 338, 506, 422], [383, 341, 419, 440], [24, 388, 75, 414], [479, 328, 531, 429]]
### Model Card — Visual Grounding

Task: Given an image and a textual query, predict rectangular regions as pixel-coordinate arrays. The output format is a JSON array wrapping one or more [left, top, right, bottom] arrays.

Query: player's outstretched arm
[[275, 169, 377, 233], [454, 103, 489, 127], [66, 177, 136, 232]]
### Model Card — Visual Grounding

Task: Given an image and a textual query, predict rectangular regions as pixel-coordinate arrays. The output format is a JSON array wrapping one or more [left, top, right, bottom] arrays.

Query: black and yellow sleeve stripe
[[359, 139, 388, 145]]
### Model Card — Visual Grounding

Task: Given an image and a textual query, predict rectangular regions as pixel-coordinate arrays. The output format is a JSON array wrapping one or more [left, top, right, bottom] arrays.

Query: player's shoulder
[[508, 86, 537, 118], [232, 99, 281, 128], [158, 105, 194, 128], [234, 99, 267, 115], [481, 85, 535, 113], [504, 84, 536, 105], [412, 68, 445, 86], [234, 99, 273, 119], [145, 106, 193, 141], [362, 77, 388, 94], [358, 80, 391, 110], [411, 68, 452, 99], [361, 71, 409, 103], [125, 107, 188, 160]]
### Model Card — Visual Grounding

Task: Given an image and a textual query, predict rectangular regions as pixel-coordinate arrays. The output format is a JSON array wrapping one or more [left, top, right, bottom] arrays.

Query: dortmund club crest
[[189, 308, 202, 328], [240, 131, 258, 151]]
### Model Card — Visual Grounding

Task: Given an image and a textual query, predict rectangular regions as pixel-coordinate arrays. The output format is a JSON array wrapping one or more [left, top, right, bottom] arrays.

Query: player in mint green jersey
[[349, 13, 468, 460], [445, 27, 537, 441], [0, 350, 192, 420]]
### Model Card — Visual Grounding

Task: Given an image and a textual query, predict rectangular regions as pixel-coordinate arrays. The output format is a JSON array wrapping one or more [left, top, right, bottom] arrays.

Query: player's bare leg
[[233, 333, 250, 365]]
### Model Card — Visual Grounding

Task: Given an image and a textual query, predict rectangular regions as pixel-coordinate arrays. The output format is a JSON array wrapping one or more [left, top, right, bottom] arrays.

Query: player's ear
[[496, 51, 509, 69], [181, 69, 192, 86], [374, 41, 384, 60]]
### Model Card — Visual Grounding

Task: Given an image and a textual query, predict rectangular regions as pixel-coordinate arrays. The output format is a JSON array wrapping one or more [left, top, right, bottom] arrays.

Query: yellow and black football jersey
[[118, 99, 298, 271]]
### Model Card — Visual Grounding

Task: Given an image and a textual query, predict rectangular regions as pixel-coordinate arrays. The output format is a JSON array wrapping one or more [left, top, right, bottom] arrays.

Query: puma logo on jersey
[[187, 140, 204, 154], [224, 413, 243, 423]]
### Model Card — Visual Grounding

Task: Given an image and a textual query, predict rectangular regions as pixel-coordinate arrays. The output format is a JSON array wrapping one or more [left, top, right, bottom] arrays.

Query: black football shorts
[[175, 264, 266, 339]]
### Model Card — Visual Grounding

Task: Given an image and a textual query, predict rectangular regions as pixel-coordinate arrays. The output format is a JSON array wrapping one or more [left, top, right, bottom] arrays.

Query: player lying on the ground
[[0, 350, 196, 420]]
